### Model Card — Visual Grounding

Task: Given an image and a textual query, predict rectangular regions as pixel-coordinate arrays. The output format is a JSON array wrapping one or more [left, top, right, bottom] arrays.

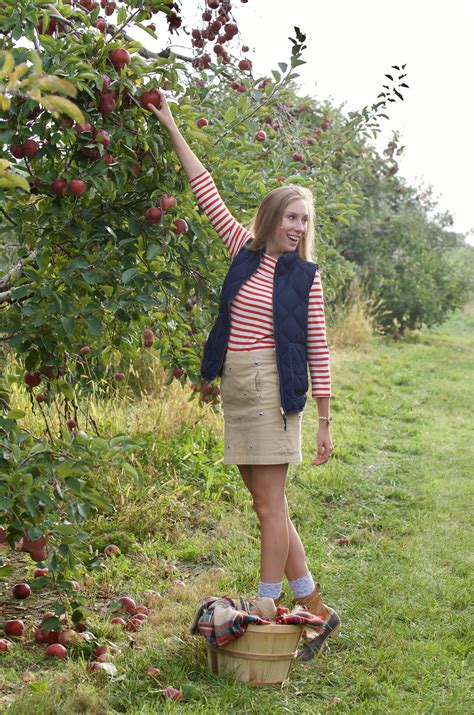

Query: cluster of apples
[[145, 193, 189, 235], [189, 380, 221, 405], [109, 596, 151, 633], [16, 533, 48, 563], [191, 0, 249, 71]]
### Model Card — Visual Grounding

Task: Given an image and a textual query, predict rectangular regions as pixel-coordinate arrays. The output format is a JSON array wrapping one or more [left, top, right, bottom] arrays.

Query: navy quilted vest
[[201, 241, 317, 415]]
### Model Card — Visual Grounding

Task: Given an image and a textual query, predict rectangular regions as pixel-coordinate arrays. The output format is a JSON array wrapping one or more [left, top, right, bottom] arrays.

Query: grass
[[1, 304, 473, 714]]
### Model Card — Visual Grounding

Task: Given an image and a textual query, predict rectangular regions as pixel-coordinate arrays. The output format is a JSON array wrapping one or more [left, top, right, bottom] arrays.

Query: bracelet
[[318, 416, 332, 423]]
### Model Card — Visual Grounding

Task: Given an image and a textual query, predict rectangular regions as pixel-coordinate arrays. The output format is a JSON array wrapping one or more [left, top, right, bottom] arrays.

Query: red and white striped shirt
[[189, 169, 331, 398]]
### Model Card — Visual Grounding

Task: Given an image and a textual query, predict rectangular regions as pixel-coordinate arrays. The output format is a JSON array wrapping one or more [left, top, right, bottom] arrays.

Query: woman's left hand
[[311, 426, 333, 466]]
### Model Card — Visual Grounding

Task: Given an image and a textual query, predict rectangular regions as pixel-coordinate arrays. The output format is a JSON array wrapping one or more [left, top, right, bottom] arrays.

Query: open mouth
[[287, 235, 301, 246]]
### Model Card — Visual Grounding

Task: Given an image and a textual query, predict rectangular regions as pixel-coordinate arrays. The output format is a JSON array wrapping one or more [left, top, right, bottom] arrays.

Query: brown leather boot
[[293, 584, 341, 661], [293, 583, 333, 621]]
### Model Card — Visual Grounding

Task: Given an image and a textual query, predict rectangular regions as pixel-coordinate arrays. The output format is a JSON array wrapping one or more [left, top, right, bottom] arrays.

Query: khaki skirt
[[220, 348, 303, 465]]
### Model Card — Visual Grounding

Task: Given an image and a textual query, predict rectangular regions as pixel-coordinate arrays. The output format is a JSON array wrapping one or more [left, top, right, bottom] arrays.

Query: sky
[[171, 0, 474, 243]]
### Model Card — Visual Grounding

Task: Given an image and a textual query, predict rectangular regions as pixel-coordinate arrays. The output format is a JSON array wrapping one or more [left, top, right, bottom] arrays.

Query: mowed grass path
[[4, 306, 473, 714]]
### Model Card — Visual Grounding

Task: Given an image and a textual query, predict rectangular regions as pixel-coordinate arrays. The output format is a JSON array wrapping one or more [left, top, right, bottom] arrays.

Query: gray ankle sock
[[258, 580, 283, 599], [288, 572, 315, 598]]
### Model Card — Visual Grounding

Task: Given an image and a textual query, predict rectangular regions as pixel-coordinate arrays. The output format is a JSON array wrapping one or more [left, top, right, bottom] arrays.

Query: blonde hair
[[247, 185, 316, 262]]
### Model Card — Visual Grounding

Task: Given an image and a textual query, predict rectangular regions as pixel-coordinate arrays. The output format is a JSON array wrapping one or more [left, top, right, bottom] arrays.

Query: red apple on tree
[[79, 345, 91, 356], [74, 122, 93, 135], [172, 367, 184, 378], [98, 92, 117, 114], [255, 130, 266, 142], [68, 179, 87, 196], [50, 179, 68, 195], [196, 118, 209, 128], [145, 207, 162, 224], [22, 139, 40, 158], [105, 2, 116, 16], [160, 195, 177, 211], [239, 59, 252, 71], [10, 144, 25, 159], [114, 372, 125, 382], [292, 152, 304, 162], [102, 153, 115, 165], [23, 370, 41, 387], [0, 639, 11, 651], [94, 129, 110, 147], [94, 17, 107, 32], [174, 218, 188, 234], [108, 48, 130, 71]]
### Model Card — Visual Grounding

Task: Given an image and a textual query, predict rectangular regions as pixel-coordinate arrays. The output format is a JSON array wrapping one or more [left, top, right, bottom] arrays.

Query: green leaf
[[271, 70, 281, 83], [61, 317, 75, 335], [85, 318, 102, 336], [278, 62, 288, 73], [0, 564, 13, 577], [40, 95, 84, 125], [224, 106, 237, 123], [121, 462, 138, 480], [37, 76, 77, 97], [146, 243, 161, 261], [122, 267, 139, 284], [0, 173, 30, 192], [41, 617, 61, 630], [7, 409, 25, 420]]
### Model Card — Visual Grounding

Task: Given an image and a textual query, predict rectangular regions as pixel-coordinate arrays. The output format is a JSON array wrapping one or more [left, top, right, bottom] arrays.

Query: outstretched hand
[[146, 89, 176, 132], [311, 427, 333, 466]]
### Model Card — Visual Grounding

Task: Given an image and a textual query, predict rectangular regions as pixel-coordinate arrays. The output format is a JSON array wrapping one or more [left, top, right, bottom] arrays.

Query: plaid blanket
[[191, 595, 325, 648]]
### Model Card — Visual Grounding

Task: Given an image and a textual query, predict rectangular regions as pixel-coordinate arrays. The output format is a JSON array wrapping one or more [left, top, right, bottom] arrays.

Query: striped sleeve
[[189, 169, 252, 258], [307, 270, 332, 398]]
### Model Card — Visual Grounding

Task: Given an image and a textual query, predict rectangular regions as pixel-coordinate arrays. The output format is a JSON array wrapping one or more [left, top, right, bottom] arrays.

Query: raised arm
[[147, 90, 205, 182], [148, 91, 251, 257]]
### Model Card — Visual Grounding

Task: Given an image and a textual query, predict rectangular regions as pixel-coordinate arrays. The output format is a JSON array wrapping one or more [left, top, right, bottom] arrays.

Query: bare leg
[[245, 464, 289, 582], [237, 464, 308, 582]]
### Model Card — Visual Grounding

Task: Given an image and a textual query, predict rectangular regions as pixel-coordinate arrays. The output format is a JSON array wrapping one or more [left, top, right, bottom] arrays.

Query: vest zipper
[[273, 260, 287, 431]]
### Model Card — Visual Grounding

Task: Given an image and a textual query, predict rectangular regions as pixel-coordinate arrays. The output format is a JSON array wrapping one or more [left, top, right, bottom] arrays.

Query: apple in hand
[[140, 89, 161, 110]]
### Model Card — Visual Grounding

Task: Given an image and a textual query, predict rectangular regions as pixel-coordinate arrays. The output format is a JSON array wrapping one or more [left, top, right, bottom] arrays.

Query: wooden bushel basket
[[206, 623, 303, 687]]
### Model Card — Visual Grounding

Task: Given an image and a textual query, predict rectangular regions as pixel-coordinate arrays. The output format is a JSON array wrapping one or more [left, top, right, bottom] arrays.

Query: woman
[[149, 91, 340, 660]]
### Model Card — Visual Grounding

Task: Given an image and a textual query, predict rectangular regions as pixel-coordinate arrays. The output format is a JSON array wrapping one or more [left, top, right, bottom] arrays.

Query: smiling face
[[264, 199, 309, 258]]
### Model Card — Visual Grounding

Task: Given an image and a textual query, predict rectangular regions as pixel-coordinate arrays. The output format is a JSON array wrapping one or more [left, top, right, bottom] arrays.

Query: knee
[[252, 496, 286, 523]]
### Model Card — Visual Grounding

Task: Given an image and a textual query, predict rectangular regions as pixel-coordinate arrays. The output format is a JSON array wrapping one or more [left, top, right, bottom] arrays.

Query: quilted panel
[[201, 243, 318, 414]]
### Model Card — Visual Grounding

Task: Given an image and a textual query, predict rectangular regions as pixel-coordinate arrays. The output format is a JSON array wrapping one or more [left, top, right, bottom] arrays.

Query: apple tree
[[0, 0, 408, 583]]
